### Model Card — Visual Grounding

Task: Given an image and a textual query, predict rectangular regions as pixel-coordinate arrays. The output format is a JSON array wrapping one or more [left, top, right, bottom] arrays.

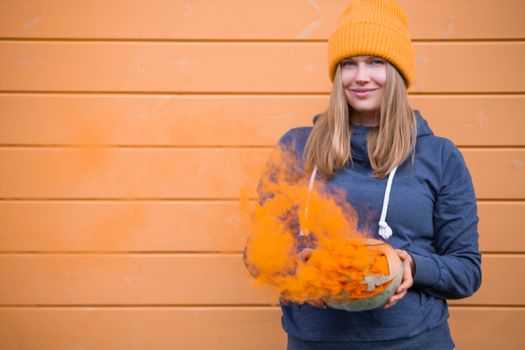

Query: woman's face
[[340, 55, 387, 124]]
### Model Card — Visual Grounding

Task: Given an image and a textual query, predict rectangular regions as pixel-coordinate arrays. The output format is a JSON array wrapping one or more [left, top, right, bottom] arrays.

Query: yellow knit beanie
[[328, 0, 416, 87]]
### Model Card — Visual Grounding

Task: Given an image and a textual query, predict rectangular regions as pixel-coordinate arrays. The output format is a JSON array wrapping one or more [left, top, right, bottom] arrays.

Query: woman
[[246, 1, 481, 349]]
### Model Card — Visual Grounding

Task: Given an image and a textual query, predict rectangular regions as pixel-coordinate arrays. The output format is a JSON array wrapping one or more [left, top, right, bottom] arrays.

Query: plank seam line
[[0, 252, 520, 256], [0, 146, 523, 150], [0, 304, 522, 309], [0, 304, 280, 307], [0, 199, 520, 203], [0, 145, 524, 149], [1, 92, 525, 97], [0, 197, 245, 201], [0, 38, 524, 43], [0, 145, 272, 149], [0, 251, 243, 255], [1, 198, 524, 202], [0, 91, 524, 96]]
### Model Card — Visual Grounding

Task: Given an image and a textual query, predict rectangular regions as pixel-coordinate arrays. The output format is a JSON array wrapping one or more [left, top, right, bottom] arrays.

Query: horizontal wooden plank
[[449, 308, 523, 349], [0, 201, 522, 253], [0, 148, 266, 199], [0, 307, 522, 350], [0, 255, 520, 306], [477, 202, 525, 252], [462, 149, 524, 199], [0, 0, 523, 40], [0, 94, 323, 147], [0, 307, 525, 350], [0, 201, 250, 252], [462, 255, 525, 306], [0, 148, 523, 199], [1, 42, 524, 93], [1, 94, 524, 146], [411, 96, 525, 147], [0, 307, 284, 350]]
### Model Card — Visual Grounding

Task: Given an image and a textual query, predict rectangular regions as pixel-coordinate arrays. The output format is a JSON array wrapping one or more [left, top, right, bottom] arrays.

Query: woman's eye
[[371, 60, 385, 65], [342, 61, 355, 66]]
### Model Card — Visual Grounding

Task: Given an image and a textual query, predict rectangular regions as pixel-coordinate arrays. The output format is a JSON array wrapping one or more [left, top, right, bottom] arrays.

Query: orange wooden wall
[[0, 1, 524, 349]]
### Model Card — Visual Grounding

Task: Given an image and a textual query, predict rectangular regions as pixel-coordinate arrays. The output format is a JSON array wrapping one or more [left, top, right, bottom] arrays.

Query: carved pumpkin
[[322, 238, 403, 311]]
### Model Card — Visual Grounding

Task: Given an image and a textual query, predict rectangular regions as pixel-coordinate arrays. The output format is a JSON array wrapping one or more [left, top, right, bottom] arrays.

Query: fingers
[[383, 250, 414, 309], [297, 248, 315, 262], [295, 248, 315, 275], [394, 249, 415, 294], [394, 249, 408, 261], [395, 249, 415, 277], [383, 289, 407, 309], [396, 260, 414, 293]]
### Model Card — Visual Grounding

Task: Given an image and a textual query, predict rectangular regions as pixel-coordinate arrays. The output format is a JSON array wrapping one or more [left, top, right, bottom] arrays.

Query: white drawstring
[[378, 166, 398, 240], [299, 165, 398, 240]]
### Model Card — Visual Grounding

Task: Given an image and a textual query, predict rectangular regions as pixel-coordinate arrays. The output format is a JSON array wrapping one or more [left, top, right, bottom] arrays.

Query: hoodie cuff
[[410, 252, 441, 288]]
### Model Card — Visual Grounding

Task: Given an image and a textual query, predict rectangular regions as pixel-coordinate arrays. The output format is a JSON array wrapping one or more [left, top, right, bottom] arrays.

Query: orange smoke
[[243, 142, 389, 304]]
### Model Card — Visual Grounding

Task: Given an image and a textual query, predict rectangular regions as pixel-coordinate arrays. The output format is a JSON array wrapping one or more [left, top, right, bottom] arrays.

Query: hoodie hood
[[414, 110, 434, 138]]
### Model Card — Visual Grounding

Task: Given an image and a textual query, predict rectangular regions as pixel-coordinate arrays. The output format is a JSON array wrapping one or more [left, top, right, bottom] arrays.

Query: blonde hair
[[304, 62, 416, 179]]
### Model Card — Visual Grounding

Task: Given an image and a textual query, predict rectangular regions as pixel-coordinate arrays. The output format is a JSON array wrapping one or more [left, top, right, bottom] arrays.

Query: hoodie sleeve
[[255, 130, 304, 206], [409, 139, 482, 299], [243, 129, 304, 278]]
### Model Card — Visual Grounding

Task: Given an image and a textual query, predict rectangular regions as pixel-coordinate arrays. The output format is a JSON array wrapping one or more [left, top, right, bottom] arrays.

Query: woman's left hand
[[383, 249, 415, 309]]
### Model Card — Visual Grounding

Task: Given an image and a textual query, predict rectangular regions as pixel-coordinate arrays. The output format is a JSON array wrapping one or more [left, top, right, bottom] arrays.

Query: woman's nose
[[355, 64, 370, 83]]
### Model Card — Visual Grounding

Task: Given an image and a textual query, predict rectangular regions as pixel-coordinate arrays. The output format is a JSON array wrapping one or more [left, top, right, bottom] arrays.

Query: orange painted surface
[[1, 95, 524, 146], [1, 42, 524, 93], [0, 0, 524, 39], [0, 308, 523, 349], [0, 148, 523, 199], [0, 201, 522, 252], [0, 255, 521, 306], [0, 1, 524, 349]]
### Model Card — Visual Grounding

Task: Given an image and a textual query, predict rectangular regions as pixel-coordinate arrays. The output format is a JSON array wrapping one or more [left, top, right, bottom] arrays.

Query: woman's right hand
[[297, 247, 315, 263], [296, 248, 327, 308]]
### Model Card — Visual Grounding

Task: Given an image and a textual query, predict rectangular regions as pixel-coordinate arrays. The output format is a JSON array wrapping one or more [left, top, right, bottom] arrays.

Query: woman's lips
[[351, 88, 378, 97]]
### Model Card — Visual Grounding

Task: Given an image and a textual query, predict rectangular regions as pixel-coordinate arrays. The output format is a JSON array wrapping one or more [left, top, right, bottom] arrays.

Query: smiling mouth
[[351, 88, 378, 93]]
